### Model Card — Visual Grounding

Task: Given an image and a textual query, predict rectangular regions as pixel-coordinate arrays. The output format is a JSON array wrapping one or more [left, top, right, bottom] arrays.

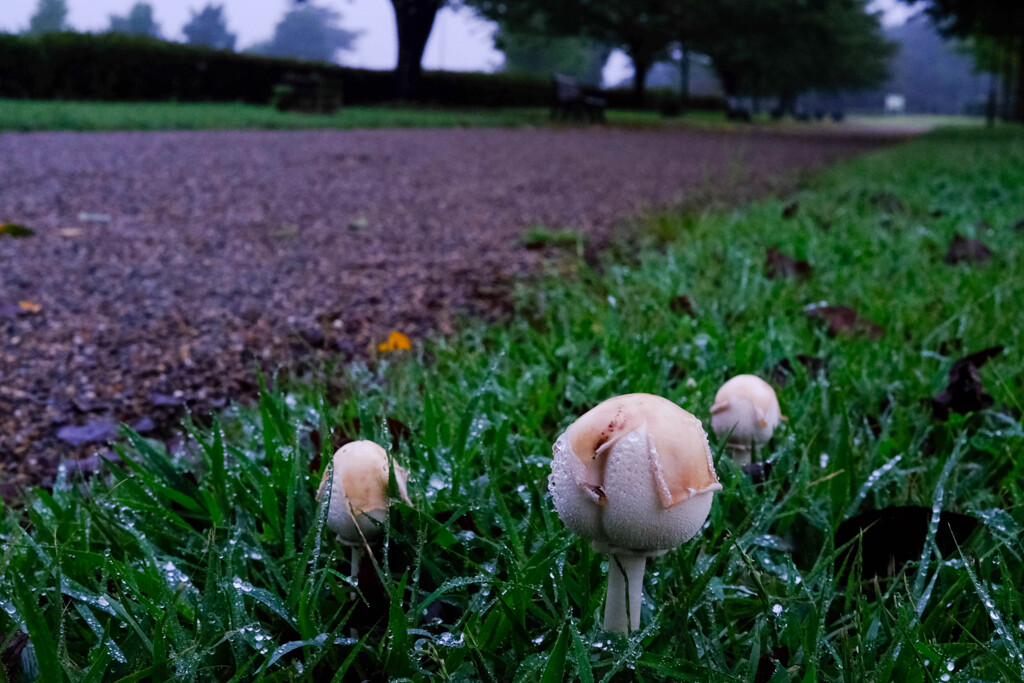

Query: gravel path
[[0, 126, 903, 493]]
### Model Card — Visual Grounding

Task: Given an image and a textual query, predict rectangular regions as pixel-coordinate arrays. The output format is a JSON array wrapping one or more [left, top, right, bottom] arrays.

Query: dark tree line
[[919, 0, 1024, 122]]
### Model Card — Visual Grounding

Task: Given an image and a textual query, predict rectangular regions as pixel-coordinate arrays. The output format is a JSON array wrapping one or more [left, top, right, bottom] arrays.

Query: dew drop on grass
[[819, 453, 830, 468], [946, 661, 954, 672], [940, 676, 950, 682], [771, 604, 783, 616]]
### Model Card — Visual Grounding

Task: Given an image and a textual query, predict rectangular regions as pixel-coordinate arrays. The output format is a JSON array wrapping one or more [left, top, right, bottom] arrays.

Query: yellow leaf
[[18, 300, 41, 313], [377, 331, 412, 352]]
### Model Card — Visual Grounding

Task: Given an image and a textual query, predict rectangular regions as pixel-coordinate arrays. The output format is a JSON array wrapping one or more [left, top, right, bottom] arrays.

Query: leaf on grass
[[741, 460, 772, 484], [805, 304, 883, 339], [835, 506, 979, 580], [765, 247, 812, 279], [932, 346, 1003, 419], [18, 300, 41, 314], [56, 420, 117, 447], [669, 294, 695, 317], [378, 330, 411, 352], [944, 233, 992, 266], [782, 201, 799, 219], [770, 355, 827, 386], [0, 223, 35, 237], [869, 192, 904, 213], [1, 631, 29, 676]]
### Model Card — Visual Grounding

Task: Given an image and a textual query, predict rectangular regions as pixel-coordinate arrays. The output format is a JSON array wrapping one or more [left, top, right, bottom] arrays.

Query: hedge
[[0, 31, 558, 107]]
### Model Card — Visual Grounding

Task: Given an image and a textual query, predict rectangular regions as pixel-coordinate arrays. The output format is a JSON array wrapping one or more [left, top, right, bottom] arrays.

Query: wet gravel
[[0, 125, 902, 493]]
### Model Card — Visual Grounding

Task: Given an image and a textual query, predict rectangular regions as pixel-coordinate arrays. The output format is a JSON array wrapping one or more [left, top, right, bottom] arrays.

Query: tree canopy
[[27, 0, 68, 35], [253, 3, 360, 63], [921, 0, 1024, 120], [496, 27, 609, 85], [182, 4, 236, 51], [107, 2, 161, 38]]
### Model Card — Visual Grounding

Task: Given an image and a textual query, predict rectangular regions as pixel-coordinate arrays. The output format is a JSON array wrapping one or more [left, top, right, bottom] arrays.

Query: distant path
[[0, 126, 909, 492]]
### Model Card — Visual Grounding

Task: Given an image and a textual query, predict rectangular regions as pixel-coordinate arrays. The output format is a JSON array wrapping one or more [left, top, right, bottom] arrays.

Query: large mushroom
[[709, 374, 781, 465], [549, 393, 722, 633]]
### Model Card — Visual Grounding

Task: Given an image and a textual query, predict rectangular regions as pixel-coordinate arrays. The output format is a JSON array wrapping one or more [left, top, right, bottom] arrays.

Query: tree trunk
[[632, 58, 650, 109], [391, 0, 441, 101], [1015, 34, 1024, 122], [679, 47, 690, 109]]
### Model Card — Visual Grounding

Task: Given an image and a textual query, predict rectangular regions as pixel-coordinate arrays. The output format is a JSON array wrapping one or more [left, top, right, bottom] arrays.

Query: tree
[[27, 0, 68, 34], [391, 0, 443, 100], [919, 0, 1024, 121], [255, 2, 359, 63], [469, 0, 676, 106], [497, 27, 610, 85], [697, 0, 893, 111], [183, 4, 236, 51], [107, 2, 161, 38]]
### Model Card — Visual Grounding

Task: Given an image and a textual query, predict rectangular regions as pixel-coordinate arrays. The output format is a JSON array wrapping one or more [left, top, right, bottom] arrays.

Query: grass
[[1, 126, 1023, 681], [0, 99, 735, 134]]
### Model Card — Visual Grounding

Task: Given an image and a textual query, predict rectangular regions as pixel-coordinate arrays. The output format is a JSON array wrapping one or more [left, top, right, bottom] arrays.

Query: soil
[[0, 125, 906, 495]]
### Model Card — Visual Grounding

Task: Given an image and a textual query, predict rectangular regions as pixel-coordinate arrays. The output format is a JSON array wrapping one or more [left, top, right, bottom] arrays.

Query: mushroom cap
[[549, 393, 721, 555], [316, 440, 410, 546], [710, 374, 781, 447]]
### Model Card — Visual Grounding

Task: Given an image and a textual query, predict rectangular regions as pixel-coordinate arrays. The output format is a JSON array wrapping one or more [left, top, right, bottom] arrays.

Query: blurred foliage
[[496, 26, 610, 86], [182, 3, 236, 52], [106, 2, 161, 39], [25, 0, 68, 35], [0, 32, 562, 108], [248, 2, 360, 64]]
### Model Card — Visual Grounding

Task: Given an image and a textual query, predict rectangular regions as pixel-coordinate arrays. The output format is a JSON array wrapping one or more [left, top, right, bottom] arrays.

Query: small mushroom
[[549, 393, 721, 633], [709, 374, 781, 466], [317, 440, 411, 576]]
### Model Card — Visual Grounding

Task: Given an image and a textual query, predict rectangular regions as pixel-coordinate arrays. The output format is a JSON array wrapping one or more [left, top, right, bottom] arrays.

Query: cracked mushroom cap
[[549, 393, 722, 555], [709, 374, 781, 447], [317, 440, 411, 546]]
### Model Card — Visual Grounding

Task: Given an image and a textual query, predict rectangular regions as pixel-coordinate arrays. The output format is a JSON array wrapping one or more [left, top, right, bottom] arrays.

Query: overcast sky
[[1, 0, 921, 82]]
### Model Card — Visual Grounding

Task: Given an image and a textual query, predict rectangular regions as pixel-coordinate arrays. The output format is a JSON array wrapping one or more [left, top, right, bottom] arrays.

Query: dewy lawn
[[1, 126, 1022, 681]]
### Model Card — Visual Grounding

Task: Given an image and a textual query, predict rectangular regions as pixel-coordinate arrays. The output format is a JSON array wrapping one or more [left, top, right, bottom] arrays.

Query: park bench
[[551, 74, 607, 123], [272, 72, 343, 114]]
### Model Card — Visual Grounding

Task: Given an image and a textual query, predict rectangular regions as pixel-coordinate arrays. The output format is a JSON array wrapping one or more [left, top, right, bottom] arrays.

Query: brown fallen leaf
[[1012, 218, 1024, 232], [805, 304, 883, 339], [945, 233, 992, 266], [932, 346, 1003, 419], [18, 300, 41, 314], [765, 246, 812, 279], [669, 294, 695, 317], [869, 192, 904, 213], [782, 201, 799, 219]]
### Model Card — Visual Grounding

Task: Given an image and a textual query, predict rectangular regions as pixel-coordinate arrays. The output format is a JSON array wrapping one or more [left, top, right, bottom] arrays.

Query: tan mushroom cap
[[710, 374, 781, 438], [565, 393, 720, 506], [317, 440, 411, 545]]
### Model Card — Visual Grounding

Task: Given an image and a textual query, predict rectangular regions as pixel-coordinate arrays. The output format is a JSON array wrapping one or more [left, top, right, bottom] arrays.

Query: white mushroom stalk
[[710, 375, 781, 466], [549, 393, 722, 633], [316, 440, 411, 577]]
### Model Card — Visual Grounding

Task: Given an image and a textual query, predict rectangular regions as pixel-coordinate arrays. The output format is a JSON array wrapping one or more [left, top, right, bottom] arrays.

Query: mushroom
[[709, 374, 781, 466], [317, 440, 411, 577], [549, 393, 722, 633]]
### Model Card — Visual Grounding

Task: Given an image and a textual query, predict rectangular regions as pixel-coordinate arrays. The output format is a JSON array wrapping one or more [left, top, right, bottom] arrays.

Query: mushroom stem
[[728, 443, 752, 466], [603, 553, 646, 634], [349, 547, 360, 582]]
